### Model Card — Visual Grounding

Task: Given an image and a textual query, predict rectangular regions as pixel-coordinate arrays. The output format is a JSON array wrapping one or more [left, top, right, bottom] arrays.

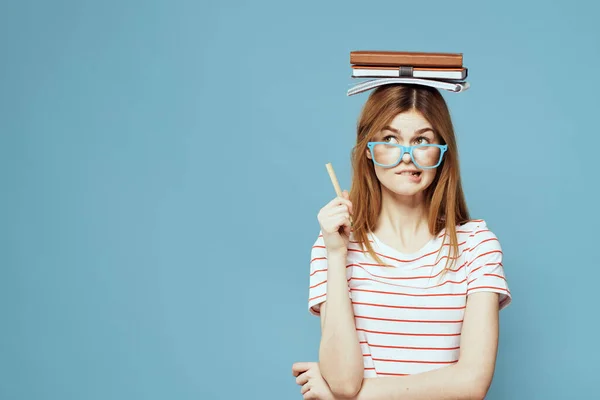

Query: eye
[[382, 134, 398, 143], [414, 136, 431, 145]]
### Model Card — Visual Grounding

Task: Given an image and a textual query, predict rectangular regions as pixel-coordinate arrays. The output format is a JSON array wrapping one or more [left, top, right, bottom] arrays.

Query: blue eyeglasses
[[367, 142, 448, 169]]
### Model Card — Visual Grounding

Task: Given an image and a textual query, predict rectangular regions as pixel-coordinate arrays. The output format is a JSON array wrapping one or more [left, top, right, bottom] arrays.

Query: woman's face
[[366, 110, 443, 198]]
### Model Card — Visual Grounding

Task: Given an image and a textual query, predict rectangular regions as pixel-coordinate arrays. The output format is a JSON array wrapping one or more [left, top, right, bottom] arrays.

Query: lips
[[395, 170, 421, 176], [396, 170, 422, 182]]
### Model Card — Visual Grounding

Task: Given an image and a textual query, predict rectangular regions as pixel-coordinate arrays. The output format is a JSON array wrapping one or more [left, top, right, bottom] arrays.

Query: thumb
[[343, 189, 349, 199]]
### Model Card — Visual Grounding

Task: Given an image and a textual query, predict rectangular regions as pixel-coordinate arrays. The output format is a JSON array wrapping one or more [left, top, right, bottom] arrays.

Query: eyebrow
[[382, 126, 435, 136]]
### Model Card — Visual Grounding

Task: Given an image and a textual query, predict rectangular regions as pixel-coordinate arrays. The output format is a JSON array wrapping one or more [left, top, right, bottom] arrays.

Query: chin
[[387, 184, 427, 197]]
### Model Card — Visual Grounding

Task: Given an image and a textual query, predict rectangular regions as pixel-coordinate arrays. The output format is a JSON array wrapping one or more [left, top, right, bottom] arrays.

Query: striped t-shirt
[[308, 219, 511, 377]]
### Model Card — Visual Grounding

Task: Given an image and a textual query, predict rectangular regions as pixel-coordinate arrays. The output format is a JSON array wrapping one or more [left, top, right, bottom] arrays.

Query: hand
[[317, 190, 353, 256], [292, 362, 336, 400]]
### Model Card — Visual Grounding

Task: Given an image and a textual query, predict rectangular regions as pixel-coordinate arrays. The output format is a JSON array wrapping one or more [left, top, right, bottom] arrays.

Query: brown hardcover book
[[350, 51, 463, 68]]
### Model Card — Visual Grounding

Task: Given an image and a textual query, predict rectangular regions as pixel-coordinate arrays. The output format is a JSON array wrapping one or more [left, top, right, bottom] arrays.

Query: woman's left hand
[[292, 362, 336, 400]]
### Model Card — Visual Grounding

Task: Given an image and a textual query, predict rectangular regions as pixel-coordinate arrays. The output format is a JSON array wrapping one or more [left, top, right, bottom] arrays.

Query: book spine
[[350, 53, 463, 68]]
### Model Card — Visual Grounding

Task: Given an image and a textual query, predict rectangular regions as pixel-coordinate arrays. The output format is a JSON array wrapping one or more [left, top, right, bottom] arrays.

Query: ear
[[365, 148, 372, 159]]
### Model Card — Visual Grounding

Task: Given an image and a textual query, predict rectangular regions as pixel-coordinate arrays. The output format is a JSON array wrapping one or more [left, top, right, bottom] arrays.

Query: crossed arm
[[316, 290, 501, 400], [307, 246, 502, 400]]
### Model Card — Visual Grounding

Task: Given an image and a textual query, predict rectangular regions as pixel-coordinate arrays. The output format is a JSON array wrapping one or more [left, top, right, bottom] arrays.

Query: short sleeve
[[307, 231, 352, 316], [465, 221, 512, 310]]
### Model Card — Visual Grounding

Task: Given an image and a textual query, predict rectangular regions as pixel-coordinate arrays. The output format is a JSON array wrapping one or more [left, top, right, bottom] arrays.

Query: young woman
[[292, 84, 511, 400]]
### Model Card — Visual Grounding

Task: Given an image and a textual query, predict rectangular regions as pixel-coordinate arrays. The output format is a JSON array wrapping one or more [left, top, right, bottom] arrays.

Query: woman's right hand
[[317, 190, 353, 256]]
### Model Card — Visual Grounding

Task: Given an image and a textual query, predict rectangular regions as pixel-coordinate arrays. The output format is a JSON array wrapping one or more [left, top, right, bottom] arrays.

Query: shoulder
[[459, 219, 503, 259], [458, 218, 489, 234], [459, 219, 511, 307], [458, 219, 499, 242]]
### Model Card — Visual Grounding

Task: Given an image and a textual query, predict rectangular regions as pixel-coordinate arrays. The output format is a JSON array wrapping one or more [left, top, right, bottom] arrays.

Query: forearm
[[352, 362, 488, 400], [319, 251, 363, 397]]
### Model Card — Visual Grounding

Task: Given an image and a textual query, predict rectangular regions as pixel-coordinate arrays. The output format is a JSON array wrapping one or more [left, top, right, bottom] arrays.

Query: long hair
[[349, 84, 470, 271]]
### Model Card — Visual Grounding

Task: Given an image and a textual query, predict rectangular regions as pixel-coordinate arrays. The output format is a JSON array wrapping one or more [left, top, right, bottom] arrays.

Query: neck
[[374, 186, 430, 243]]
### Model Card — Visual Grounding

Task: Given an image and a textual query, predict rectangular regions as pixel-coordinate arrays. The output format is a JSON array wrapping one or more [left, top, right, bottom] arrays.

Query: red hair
[[349, 84, 471, 271]]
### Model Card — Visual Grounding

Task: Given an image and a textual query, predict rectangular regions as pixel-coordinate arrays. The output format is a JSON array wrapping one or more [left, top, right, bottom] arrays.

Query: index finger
[[292, 362, 313, 376], [327, 196, 353, 211]]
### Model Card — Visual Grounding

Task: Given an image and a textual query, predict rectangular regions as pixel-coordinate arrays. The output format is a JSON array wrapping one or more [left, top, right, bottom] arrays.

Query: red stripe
[[465, 237, 499, 252], [484, 273, 506, 280], [310, 256, 468, 278], [377, 372, 410, 376], [309, 289, 481, 304], [357, 257, 468, 272], [311, 276, 506, 299], [467, 250, 503, 267], [466, 263, 503, 284], [366, 343, 461, 351], [309, 258, 328, 275], [353, 262, 396, 268], [357, 328, 460, 337], [347, 240, 486, 263], [351, 288, 466, 297], [348, 276, 467, 290], [466, 228, 489, 237], [347, 247, 443, 264], [310, 276, 468, 290], [373, 357, 458, 364], [309, 280, 326, 289], [352, 301, 466, 310], [311, 239, 499, 272], [310, 287, 471, 302], [469, 265, 484, 276], [312, 242, 460, 264], [355, 314, 463, 324], [347, 237, 494, 259], [348, 262, 466, 280], [308, 293, 326, 302], [412, 256, 467, 271]]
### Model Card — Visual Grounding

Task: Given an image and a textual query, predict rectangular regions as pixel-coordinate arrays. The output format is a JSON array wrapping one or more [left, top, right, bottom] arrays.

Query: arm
[[351, 291, 500, 400], [318, 251, 364, 398]]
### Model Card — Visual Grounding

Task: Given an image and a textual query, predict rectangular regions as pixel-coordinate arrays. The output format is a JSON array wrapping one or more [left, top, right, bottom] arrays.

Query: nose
[[401, 150, 412, 164]]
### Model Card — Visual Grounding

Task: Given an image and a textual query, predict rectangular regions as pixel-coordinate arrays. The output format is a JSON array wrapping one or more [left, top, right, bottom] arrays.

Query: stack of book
[[347, 50, 470, 96]]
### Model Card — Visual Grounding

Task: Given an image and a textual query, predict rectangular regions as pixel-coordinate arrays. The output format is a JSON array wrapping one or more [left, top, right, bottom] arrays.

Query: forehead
[[386, 110, 432, 132]]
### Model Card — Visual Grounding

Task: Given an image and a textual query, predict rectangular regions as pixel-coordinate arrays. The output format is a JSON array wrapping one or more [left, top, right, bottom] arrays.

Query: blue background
[[2, 0, 599, 399]]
